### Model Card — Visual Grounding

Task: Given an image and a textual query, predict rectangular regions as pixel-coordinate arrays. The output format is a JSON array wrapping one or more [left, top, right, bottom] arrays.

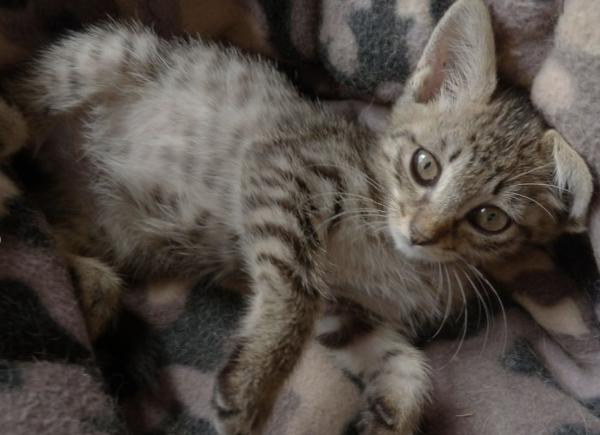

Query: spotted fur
[[10, 0, 593, 434]]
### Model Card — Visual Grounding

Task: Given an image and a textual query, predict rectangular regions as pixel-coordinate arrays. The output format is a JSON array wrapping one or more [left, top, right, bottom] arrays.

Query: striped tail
[[16, 22, 166, 115]]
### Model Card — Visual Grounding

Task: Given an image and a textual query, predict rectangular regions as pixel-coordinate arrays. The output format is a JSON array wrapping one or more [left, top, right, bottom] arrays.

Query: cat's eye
[[469, 206, 511, 233], [411, 149, 440, 185]]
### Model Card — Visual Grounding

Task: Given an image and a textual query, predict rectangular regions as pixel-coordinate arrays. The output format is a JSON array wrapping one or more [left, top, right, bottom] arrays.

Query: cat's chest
[[324, 232, 467, 330]]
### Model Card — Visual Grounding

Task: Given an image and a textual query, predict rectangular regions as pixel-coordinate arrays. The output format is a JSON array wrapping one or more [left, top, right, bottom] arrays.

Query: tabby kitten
[[13, 0, 592, 433]]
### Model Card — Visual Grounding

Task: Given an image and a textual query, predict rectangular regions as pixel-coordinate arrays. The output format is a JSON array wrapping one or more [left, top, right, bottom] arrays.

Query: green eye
[[469, 206, 511, 233], [411, 149, 440, 185]]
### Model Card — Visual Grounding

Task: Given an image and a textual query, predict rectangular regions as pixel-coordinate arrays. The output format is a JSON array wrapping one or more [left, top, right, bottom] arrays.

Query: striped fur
[[10, 1, 592, 433]]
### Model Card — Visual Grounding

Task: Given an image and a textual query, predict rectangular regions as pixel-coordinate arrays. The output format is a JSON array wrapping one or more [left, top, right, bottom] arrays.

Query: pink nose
[[410, 224, 434, 246], [410, 222, 451, 246]]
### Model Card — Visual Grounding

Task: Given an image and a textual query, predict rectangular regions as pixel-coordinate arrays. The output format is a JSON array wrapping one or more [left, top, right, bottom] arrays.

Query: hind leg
[[66, 253, 123, 340]]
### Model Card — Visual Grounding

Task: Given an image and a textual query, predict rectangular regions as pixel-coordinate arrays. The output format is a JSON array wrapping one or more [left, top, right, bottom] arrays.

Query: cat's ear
[[548, 130, 594, 233], [407, 0, 496, 104]]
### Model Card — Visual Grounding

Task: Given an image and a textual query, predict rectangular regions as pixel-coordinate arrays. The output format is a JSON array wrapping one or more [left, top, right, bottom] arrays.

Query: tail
[[13, 21, 167, 116]]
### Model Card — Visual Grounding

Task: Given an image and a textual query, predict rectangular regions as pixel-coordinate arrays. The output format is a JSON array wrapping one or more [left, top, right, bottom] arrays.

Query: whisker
[[507, 192, 556, 222], [465, 262, 508, 354], [429, 263, 454, 341], [304, 162, 395, 200], [509, 182, 572, 193], [504, 163, 553, 183], [312, 209, 388, 235], [458, 261, 491, 354], [441, 268, 469, 367], [303, 191, 393, 213]]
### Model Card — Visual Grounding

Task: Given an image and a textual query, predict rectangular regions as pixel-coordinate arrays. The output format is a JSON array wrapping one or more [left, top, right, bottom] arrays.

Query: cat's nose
[[410, 224, 434, 246]]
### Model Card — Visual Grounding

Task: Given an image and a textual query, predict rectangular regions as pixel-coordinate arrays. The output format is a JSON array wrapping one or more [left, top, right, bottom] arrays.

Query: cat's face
[[379, 0, 592, 265], [383, 90, 564, 264]]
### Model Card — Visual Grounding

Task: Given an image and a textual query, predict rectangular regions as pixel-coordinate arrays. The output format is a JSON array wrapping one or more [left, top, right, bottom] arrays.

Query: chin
[[390, 230, 457, 264]]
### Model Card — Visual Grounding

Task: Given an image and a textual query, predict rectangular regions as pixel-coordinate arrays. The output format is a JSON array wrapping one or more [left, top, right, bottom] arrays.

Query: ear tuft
[[408, 0, 496, 104], [548, 130, 593, 233]]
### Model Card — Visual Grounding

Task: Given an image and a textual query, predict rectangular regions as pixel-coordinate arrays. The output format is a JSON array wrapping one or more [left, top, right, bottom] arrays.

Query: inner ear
[[412, 27, 464, 103], [548, 130, 594, 232], [409, 0, 497, 104]]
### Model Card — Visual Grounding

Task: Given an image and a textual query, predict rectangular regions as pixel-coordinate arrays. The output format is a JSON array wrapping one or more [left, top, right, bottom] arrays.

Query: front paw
[[356, 397, 417, 435], [212, 343, 273, 435], [212, 387, 259, 435]]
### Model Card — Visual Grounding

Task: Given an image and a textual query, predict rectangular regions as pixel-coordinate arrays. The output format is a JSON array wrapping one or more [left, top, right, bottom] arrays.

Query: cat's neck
[[303, 126, 390, 244]]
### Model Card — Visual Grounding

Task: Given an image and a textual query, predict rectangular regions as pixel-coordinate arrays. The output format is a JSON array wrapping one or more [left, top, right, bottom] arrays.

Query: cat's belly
[[41, 125, 244, 278], [85, 165, 245, 277]]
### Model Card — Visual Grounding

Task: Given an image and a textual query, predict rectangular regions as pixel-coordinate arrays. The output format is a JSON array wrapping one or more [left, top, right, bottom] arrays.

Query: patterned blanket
[[2, 1, 600, 434]]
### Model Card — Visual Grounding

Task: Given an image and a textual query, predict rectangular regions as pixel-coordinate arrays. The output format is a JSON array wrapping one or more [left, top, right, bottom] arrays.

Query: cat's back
[[22, 23, 327, 274], [25, 22, 321, 204], [19, 22, 317, 187], [75, 25, 314, 179]]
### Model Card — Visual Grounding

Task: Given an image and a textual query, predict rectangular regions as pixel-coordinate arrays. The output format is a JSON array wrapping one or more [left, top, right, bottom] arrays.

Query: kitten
[[11, 0, 593, 433]]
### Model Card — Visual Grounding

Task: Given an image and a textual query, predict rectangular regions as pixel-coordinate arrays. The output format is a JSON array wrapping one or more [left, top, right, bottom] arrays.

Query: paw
[[68, 255, 122, 339], [212, 343, 273, 435], [212, 386, 259, 435], [356, 397, 417, 435]]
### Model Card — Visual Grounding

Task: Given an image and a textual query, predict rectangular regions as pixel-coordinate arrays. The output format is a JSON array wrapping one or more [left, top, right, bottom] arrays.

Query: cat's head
[[381, 0, 593, 265]]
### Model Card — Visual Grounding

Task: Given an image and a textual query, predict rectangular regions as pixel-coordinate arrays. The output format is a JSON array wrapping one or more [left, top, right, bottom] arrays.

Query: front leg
[[318, 305, 431, 435], [213, 172, 324, 435]]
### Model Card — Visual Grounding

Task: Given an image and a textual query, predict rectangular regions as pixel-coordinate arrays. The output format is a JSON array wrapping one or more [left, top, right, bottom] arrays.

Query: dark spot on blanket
[[256, 0, 303, 60], [583, 397, 600, 419], [553, 234, 600, 306], [96, 280, 245, 400], [498, 337, 561, 390], [95, 308, 166, 397], [553, 423, 600, 435], [0, 196, 51, 248], [0, 0, 28, 9], [81, 414, 128, 435], [430, 0, 456, 23], [145, 403, 218, 435], [0, 360, 22, 390], [318, 0, 413, 95], [158, 280, 245, 371], [0, 279, 91, 363]]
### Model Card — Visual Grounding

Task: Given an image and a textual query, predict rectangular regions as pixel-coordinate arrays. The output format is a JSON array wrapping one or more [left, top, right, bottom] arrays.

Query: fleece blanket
[[2, 0, 600, 434]]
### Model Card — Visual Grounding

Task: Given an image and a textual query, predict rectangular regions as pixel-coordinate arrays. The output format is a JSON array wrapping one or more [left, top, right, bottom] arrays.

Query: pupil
[[424, 162, 431, 170], [487, 213, 496, 222]]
